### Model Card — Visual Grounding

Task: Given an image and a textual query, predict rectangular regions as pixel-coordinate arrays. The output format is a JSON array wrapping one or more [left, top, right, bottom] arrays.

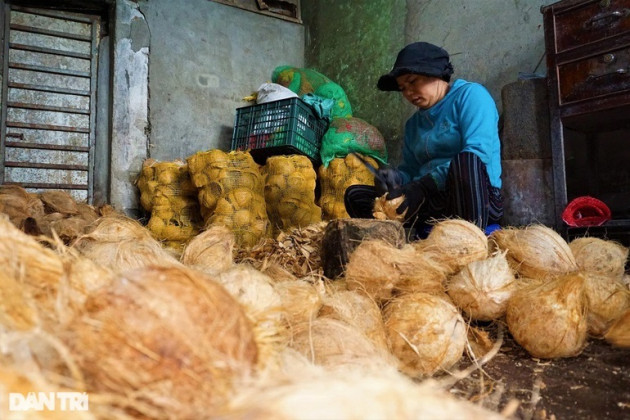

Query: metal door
[[1, 5, 100, 202]]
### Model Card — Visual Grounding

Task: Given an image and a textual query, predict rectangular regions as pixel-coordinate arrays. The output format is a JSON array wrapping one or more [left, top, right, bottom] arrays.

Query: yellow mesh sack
[[139, 159, 203, 243], [187, 149, 270, 248], [263, 155, 321, 235], [318, 153, 376, 220]]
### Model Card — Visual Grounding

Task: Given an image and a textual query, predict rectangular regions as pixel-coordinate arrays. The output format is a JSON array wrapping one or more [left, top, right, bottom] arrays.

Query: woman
[[344, 41, 503, 235]]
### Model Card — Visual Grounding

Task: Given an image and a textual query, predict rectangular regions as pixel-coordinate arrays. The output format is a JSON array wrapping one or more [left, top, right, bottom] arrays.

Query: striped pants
[[344, 152, 503, 230]]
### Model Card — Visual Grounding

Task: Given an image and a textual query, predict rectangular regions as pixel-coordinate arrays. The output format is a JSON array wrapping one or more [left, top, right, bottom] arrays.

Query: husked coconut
[[274, 278, 323, 326], [219, 366, 504, 420], [447, 251, 518, 321], [216, 264, 288, 368], [583, 272, 630, 336], [72, 215, 183, 272], [318, 289, 389, 351], [506, 272, 587, 358], [63, 265, 258, 417], [290, 318, 396, 370], [383, 292, 467, 377], [491, 225, 578, 279], [415, 219, 488, 274], [181, 224, 234, 275], [569, 237, 629, 277], [346, 240, 448, 304], [604, 309, 630, 348]]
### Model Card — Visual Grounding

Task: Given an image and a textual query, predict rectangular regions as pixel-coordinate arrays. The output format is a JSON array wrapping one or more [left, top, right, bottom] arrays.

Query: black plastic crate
[[230, 97, 329, 165]]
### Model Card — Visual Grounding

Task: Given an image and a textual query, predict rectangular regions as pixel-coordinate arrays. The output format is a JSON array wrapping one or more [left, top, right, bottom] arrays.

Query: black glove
[[374, 168, 403, 196], [387, 175, 437, 220]]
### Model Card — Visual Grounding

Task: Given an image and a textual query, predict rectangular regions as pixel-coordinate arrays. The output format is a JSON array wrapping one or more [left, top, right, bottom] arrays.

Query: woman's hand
[[374, 168, 403, 196]]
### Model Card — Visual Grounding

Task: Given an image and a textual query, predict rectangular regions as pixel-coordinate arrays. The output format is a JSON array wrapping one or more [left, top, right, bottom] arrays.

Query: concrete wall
[[110, 0, 304, 215], [301, 0, 407, 164]]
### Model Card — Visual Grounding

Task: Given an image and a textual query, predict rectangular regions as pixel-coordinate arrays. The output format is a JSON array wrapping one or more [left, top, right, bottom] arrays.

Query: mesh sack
[[320, 117, 388, 167], [318, 154, 376, 220], [272, 66, 352, 119], [138, 159, 202, 243], [263, 155, 321, 235], [187, 149, 270, 248]]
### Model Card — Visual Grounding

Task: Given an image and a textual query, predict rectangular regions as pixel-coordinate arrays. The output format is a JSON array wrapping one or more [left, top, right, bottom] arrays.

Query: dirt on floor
[[449, 326, 630, 420]]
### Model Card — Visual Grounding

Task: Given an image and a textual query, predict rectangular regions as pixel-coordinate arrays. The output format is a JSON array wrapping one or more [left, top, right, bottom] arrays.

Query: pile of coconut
[[1, 189, 629, 419]]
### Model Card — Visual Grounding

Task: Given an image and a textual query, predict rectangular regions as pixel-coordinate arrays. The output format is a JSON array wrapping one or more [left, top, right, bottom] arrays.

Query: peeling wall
[[109, 0, 304, 215], [110, 0, 150, 215], [139, 0, 304, 161]]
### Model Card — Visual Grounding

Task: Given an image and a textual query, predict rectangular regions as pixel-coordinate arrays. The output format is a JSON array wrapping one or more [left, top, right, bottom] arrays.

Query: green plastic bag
[[272, 66, 352, 119], [320, 117, 388, 167]]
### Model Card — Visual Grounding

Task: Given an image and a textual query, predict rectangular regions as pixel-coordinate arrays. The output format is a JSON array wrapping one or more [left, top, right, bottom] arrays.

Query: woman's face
[[395, 74, 449, 109]]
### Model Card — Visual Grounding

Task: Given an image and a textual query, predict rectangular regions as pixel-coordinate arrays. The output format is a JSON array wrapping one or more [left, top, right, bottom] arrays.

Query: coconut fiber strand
[[63, 265, 258, 418], [506, 272, 588, 358]]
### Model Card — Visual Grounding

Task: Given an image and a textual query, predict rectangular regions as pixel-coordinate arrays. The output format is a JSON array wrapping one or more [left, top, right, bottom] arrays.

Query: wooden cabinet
[[541, 0, 630, 238]]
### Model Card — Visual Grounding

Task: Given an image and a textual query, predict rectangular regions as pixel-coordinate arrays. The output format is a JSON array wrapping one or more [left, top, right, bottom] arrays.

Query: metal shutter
[[1, 5, 100, 202]]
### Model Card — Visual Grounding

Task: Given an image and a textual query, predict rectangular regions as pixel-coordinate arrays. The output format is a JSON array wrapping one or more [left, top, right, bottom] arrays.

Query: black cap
[[377, 42, 454, 91]]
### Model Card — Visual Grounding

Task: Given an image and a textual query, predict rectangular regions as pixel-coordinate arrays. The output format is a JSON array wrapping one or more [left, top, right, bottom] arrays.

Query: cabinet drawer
[[559, 45, 630, 103], [554, 0, 630, 53]]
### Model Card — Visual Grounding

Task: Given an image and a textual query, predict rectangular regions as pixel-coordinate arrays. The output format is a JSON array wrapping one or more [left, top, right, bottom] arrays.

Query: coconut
[[181, 224, 234, 275], [415, 219, 488, 274], [274, 278, 324, 326], [0, 215, 115, 327], [0, 270, 40, 331], [345, 240, 448, 304], [490, 224, 578, 279], [383, 292, 467, 377], [318, 289, 388, 351], [373, 194, 406, 221], [40, 190, 79, 215], [583, 272, 630, 336], [447, 251, 518, 321], [72, 215, 182, 272], [50, 216, 89, 245], [219, 367, 504, 420], [63, 265, 258, 417], [289, 318, 396, 370], [506, 272, 587, 358], [569, 237, 629, 277], [604, 309, 630, 348]]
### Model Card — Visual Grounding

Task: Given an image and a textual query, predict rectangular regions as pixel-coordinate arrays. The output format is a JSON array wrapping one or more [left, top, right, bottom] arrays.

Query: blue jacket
[[397, 79, 502, 190]]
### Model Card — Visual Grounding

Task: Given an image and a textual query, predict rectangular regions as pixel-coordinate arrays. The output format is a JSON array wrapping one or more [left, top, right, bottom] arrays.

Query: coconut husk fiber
[[50, 216, 90, 245], [318, 289, 389, 351], [569, 236, 629, 277], [447, 251, 518, 321], [604, 308, 630, 348], [345, 240, 448, 304], [62, 265, 258, 418], [0, 215, 64, 300], [414, 218, 488, 274], [0, 270, 41, 331], [583, 272, 630, 337], [0, 185, 44, 228], [506, 272, 588, 358], [289, 318, 397, 370], [274, 278, 324, 326], [490, 224, 578, 279], [383, 292, 467, 378], [72, 215, 183, 272], [234, 221, 327, 279], [40, 190, 79, 215], [180, 224, 234, 276], [218, 367, 504, 420]]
